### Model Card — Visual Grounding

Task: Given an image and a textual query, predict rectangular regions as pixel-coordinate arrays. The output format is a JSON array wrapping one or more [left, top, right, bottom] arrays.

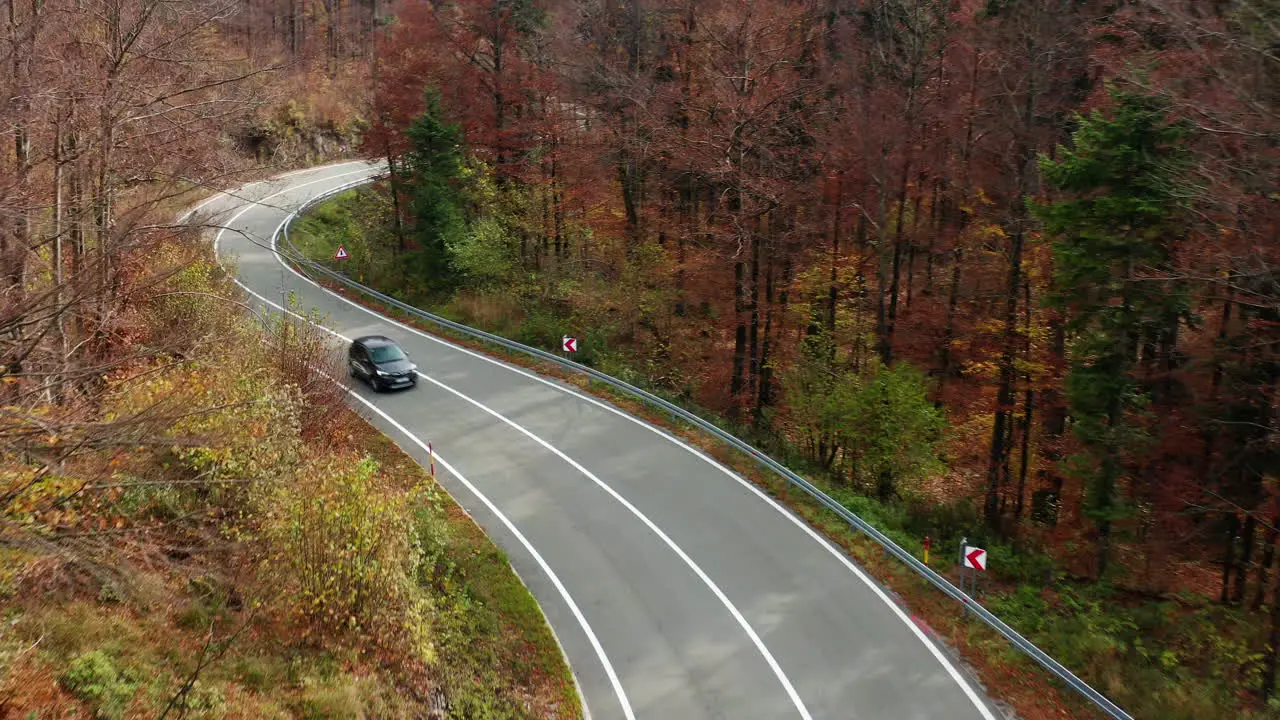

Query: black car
[[348, 335, 417, 391]]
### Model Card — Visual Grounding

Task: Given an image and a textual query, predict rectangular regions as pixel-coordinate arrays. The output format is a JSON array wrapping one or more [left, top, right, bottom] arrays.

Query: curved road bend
[[193, 161, 1000, 720]]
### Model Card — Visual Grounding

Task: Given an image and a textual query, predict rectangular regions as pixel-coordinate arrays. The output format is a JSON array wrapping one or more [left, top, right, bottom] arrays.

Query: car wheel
[[371, 377, 384, 393]]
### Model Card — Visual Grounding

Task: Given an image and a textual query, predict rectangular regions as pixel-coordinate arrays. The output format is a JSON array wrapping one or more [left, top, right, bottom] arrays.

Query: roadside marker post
[[923, 536, 930, 566], [428, 441, 435, 476], [958, 540, 987, 611]]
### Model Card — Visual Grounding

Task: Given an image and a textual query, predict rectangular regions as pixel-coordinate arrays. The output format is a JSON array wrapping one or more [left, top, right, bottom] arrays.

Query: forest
[[284, 0, 1280, 717], [0, 0, 579, 716], [1, 0, 1278, 716]]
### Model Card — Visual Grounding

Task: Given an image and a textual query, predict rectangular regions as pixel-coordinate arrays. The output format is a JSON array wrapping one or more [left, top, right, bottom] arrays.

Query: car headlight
[[409, 363, 418, 371], [376, 370, 391, 377]]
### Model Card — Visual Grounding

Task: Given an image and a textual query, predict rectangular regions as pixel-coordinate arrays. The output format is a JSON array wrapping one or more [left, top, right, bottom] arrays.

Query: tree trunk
[[384, 141, 406, 254], [925, 169, 941, 294], [1264, 568, 1280, 702], [5, 0, 32, 294], [551, 145, 564, 260], [1237, 514, 1258, 605], [1254, 518, 1278, 612], [52, 112, 67, 402], [492, 25, 507, 168], [875, 189, 891, 364], [1222, 513, 1239, 604], [68, 108, 86, 352], [748, 224, 762, 396], [756, 251, 775, 425], [1041, 313, 1067, 499], [885, 164, 909, 363], [828, 177, 841, 344], [906, 190, 922, 308], [937, 54, 980, 401], [731, 258, 747, 401], [1015, 278, 1034, 523], [619, 150, 640, 252], [288, 0, 299, 57], [937, 246, 962, 406], [986, 226, 1025, 532], [1096, 259, 1139, 579]]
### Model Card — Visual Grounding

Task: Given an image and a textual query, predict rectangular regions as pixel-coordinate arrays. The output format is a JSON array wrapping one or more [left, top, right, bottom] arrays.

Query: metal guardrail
[[276, 174, 1133, 720]]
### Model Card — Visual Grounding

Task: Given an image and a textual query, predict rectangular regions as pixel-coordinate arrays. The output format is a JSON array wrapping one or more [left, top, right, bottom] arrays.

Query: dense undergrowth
[[290, 186, 1280, 720], [0, 236, 579, 719]]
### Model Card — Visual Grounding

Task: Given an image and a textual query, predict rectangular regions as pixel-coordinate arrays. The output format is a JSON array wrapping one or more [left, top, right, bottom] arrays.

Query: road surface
[[191, 161, 1000, 720]]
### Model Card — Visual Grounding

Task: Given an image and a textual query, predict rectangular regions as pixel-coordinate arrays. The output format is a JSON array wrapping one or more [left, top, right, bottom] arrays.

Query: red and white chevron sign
[[562, 336, 578, 353], [963, 546, 987, 571]]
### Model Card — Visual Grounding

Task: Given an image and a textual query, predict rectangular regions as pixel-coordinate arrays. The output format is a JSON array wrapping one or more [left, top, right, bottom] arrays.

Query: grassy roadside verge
[[288, 187, 1280, 720], [0, 230, 581, 719]]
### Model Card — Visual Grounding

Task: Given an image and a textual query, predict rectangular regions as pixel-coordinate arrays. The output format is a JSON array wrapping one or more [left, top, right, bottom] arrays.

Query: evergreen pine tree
[[1033, 86, 1194, 577]]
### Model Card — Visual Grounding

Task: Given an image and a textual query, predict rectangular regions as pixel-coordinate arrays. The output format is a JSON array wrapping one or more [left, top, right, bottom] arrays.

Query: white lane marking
[[267, 180, 998, 718], [176, 160, 374, 225], [257, 183, 815, 720], [338, 386, 607, 720], [415, 369, 815, 720], [208, 169, 633, 720]]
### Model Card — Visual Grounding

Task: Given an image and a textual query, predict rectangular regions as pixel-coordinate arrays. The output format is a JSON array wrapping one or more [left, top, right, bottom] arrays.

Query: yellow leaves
[[974, 318, 1005, 335], [963, 359, 1000, 381], [976, 224, 1007, 243]]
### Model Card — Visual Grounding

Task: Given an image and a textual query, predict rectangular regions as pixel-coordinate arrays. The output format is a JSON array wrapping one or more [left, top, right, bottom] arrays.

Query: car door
[[350, 344, 372, 377]]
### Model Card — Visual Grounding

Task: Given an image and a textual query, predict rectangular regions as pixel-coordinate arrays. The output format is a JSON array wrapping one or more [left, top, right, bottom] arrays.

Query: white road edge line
[[236, 169, 815, 720], [176, 160, 372, 225], [338, 384, 600, 720], [209, 170, 631, 720], [270, 168, 999, 720], [413, 367, 816, 720], [306, 370, 594, 720]]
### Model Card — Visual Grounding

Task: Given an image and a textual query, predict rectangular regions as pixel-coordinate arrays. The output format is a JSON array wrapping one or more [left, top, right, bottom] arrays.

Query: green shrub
[[60, 650, 141, 720], [257, 454, 432, 659], [784, 351, 945, 500], [115, 483, 186, 521], [165, 680, 226, 718]]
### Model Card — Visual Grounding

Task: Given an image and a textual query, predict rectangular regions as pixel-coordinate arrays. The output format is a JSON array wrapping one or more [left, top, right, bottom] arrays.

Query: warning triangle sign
[[333, 245, 349, 261]]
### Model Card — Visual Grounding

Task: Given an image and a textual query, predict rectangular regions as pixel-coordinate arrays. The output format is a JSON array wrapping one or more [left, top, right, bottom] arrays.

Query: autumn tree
[[976, 0, 1094, 531]]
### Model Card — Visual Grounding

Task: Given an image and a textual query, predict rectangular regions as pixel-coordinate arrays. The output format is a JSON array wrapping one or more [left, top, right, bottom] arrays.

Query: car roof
[[353, 335, 397, 347]]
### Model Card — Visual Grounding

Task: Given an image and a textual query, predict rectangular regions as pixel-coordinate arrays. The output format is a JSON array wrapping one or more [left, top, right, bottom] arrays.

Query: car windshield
[[368, 344, 406, 363]]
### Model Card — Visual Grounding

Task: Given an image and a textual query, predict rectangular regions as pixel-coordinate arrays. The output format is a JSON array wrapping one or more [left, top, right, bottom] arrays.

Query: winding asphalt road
[[191, 161, 1000, 720]]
